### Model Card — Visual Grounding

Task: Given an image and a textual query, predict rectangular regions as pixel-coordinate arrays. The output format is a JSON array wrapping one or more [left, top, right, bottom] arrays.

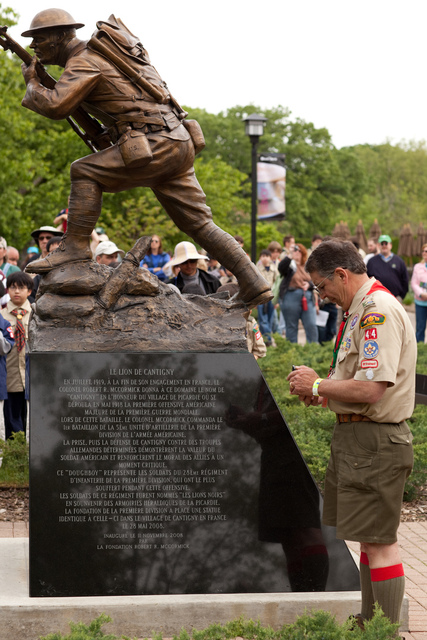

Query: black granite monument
[[30, 351, 359, 597]]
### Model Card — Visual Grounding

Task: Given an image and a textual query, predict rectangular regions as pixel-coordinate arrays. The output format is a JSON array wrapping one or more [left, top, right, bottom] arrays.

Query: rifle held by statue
[[0, 25, 112, 152]]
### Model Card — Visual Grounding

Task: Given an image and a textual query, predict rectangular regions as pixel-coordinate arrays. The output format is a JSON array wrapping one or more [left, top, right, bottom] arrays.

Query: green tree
[[0, 5, 88, 247], [349, 141, 427, 235], [187, 104, 364, 238]]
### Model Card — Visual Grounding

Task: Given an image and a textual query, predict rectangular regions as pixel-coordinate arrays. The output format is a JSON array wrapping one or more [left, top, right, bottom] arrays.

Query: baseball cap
[[378, 234, 392, 244], [94, 241, 124, 258]]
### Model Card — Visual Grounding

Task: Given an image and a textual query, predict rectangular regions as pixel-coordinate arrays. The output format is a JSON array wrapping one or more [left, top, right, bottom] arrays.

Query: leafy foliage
[[0, 431, 28, 487], [0, 3, 16, 27], [38, 609, 399, 640], [38, 614, 135, 640]]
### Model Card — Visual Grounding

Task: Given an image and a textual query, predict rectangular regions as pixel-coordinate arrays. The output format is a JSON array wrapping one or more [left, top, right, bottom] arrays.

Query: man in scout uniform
[[287, 239, 416, 633], [19, 9, 271, 309]]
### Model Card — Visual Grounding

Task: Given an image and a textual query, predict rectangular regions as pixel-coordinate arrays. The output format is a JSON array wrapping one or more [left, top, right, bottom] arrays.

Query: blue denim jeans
[[280, 288, 318, 344], [415, 302, 427, 343], [257, 300, 275, 343]]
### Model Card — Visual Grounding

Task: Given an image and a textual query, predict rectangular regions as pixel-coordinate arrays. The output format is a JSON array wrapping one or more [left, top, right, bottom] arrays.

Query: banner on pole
[[257, 153, 286, 221]]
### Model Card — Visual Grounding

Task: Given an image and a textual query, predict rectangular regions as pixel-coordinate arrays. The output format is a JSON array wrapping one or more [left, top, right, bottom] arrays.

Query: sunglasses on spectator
[[293, 246, 300, 251]]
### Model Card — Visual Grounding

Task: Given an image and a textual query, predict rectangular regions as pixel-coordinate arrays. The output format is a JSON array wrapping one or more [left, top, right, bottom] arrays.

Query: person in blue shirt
[[140, 235, 171, 282], [367, 234, 408, 300]]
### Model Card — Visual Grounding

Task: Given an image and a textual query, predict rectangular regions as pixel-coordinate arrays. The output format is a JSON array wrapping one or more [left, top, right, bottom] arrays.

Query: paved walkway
[[346, 522, 427, 640], [1, 520, 426, 638]]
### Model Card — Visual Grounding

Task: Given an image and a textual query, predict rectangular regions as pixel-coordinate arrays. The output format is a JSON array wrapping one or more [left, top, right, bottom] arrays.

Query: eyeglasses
[[181, 259, 198, 265], [39, 235, 53, 241], [313, 272, 335, 294], [9, 284, 28, 291], [151, 239, 160, 243], [293, 247, 300, 252], [380, 242, 389, 246]]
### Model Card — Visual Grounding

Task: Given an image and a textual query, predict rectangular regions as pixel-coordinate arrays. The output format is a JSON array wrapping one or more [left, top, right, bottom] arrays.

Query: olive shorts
[[322, 420, 413, 544]]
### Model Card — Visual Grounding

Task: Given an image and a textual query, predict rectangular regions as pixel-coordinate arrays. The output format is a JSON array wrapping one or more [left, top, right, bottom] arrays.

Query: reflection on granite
[[29, 352, 359, 597]]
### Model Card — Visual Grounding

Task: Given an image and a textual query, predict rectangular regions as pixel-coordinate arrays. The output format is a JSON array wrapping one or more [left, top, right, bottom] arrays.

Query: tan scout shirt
[[257, 263, 278, 288], [246, 316, 267, 359], [1, 299, 31, 392], [328, 278, 416, 423]]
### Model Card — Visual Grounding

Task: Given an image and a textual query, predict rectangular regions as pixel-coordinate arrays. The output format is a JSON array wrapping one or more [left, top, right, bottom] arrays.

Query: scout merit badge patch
[[350, 314, 359, 330], [361, 359, 378, 369], [360, 312, 386, 329], [364, 340, 379, 358], [365, 327, 378, 340], [362, 297, 376, 308]]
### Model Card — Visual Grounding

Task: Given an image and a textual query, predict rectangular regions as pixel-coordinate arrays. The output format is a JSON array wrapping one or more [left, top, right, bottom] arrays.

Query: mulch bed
[[401, 483, 427, 522], [0, 487, 29, 521]]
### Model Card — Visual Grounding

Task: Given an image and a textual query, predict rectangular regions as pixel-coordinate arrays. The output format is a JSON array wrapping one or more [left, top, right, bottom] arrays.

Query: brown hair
[[296, 243, 308, 266], [148, 235, 164, 254], [268, 241, 282, 253], [306, 239, 367, 275]]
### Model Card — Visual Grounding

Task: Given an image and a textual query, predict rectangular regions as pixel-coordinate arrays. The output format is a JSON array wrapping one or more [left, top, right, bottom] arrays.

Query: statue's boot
[[26, 181, 102, 275], [195, 224, 272, 308]]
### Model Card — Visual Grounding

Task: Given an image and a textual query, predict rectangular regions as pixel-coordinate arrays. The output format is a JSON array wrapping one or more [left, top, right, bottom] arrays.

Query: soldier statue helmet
[[21, 9, 84, 37]]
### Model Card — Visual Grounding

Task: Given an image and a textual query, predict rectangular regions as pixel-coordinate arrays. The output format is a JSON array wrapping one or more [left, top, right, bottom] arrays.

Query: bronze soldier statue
[[20, 9, 272, 308]]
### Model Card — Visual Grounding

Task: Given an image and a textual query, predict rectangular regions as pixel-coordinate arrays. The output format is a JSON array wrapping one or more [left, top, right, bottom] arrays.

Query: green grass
[[38, 609, 399, 640], [259, 335, 427, 500], [0, 432, 29, 487]]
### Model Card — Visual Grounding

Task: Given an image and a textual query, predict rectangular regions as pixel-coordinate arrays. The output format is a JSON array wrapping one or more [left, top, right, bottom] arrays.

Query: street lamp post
[[244, 113, 267, 263]]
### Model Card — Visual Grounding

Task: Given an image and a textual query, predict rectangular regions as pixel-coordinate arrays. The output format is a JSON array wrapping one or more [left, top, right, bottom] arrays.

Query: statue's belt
[[84, 100, 181, 139], [111, 111, 181, 138]]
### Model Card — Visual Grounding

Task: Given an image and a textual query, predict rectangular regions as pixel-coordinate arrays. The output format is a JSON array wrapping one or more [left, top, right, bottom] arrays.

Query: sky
[[5, 0, 427, 149]]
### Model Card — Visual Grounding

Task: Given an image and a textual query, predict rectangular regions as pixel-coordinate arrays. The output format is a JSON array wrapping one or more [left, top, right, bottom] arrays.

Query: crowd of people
[[0, 220, 421, 445], [248, 231, 418, 351]]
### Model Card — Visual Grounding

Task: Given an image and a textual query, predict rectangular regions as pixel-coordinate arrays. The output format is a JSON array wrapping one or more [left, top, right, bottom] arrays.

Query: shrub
[[0, 431, 29, 487], [38, 609, 399, 640], [38, 614, 133, 640]]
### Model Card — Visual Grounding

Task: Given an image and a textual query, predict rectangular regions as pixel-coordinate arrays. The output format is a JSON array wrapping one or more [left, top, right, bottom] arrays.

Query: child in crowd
[[1, 272, 33, 440]]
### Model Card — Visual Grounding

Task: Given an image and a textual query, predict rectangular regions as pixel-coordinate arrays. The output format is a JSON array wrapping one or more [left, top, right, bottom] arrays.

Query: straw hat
[[166, 242, 208, 268]]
